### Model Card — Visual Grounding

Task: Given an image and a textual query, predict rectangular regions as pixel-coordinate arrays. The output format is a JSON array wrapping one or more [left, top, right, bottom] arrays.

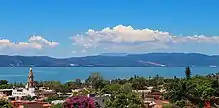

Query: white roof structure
[[51, 100, 64, 105]]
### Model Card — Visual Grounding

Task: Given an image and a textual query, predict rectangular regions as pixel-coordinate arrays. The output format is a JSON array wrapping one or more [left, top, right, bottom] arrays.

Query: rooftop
[[0, 89, 13, 92]]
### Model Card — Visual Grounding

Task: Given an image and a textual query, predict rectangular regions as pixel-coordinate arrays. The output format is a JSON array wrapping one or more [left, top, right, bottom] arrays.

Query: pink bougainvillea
[[63, 96, 96, 108]]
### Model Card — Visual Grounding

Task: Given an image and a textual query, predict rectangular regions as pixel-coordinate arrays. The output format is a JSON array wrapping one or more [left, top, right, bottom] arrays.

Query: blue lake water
[[0, 67, 218, 83]]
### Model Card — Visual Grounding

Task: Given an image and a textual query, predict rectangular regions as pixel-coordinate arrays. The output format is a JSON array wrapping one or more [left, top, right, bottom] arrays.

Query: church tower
[[27, 68, 34, 88]]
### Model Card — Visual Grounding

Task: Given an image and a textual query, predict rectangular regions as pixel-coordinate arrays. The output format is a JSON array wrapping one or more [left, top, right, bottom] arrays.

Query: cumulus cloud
[[72, 25, 219, 53], [0, 35, 59, 55], [28, 35, 59, 48]]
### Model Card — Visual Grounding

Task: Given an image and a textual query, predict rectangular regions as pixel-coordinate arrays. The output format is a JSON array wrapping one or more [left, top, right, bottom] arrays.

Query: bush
[[163, 104, 172, 108], [63, 96, 96, 108], [51, 103, 63, 108], [0, 99, 13, 108]]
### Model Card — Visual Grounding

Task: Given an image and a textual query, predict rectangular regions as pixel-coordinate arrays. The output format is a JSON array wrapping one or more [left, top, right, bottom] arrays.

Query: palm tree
[[167, 80, 202, 105], [185, 66, 191, 80], [167, 79, 219, 107], [167, 81, 187, 102]]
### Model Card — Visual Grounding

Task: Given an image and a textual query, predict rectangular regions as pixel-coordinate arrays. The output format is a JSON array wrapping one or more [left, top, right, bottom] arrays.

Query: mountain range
[[0, 53, 219, 67]]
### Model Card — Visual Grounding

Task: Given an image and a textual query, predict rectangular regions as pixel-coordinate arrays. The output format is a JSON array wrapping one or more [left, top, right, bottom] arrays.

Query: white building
[[12, 87, 36, 97], [0, 68, 36, 99], [11, 68, 36, 98], [51, 100, 65, 105], [0, 68, 37, 100], [13, 68, 36, 97]]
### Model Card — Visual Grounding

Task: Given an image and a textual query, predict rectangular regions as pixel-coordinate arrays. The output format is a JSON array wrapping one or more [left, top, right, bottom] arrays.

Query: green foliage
[[0, 99, 13, 108], [131, 76, 146, 90], [51, 103, 63, 108], [64, 80, 83, 90], [119, 83, 133, 94], [24, 95, 35, 101], [105, 81, 144, 108], [75, 79, 82, 87], [112, 78, 128, 84], [163, 104, 172, 108], [85, 72, 106, 89], [166, 80, 187, 103], [165, 70, 219, 107], [187, 76, 213, 98], [0, 80, 8, 85], [101, 83, 121, 94], [41, 81, 63, 92], [34, 81, 43, 88], [0, 80, 24, 89], [147, 74, 164, 87], [44, 95, 65, 103], [213, 88, 219, 97], [175, 100, 186, 107], [202, 87, 214, 99], [2, 67, 219, 107], [105, 92, 144, 108]]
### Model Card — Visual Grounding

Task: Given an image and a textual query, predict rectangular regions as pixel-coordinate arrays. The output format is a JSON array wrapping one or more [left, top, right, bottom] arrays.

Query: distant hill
[[0, 53, 219, 67]]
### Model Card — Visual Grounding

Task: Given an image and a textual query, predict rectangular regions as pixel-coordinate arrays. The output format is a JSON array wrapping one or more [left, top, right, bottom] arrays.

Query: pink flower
[[63, 96, 96, 108]]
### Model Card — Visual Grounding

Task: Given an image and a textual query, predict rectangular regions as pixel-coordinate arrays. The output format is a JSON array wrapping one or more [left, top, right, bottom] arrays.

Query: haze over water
[[0, 67, 218, 83]]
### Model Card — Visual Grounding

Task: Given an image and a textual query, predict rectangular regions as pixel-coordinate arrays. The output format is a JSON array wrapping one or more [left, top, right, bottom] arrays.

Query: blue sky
[[0, 0, 219, 57]]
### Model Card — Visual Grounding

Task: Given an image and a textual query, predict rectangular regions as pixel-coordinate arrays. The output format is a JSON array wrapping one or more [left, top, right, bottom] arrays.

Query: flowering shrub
[[63, 96, 96, 108]]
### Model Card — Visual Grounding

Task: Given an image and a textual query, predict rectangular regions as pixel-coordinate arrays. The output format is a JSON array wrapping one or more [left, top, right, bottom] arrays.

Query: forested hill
[[0, 53, 219, 67]]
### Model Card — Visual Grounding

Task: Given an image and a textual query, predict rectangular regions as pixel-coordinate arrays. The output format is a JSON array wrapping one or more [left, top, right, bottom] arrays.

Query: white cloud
[[0, 35, 59, 55], [72, 25, 219, 53], [28, 35, 59, 48]]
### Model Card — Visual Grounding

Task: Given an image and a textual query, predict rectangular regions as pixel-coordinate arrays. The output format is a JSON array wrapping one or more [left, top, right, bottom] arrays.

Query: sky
[[0, 0, 219, 58]]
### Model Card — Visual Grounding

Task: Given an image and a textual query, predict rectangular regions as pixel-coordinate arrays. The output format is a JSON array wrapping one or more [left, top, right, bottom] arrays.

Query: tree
[[165, 75, 219, 107], [166, 80, 201, 105], [202, 87, 214, 99], [34, 81, 43, 88], [212, 79, 219, 97], [175, 100, 186, 107], [166, 80, 187, 103], [0, 80, 10, 89], [105, 82, 144, 108], [16, 82, 24, 88], [111, 78, 128, 84], [75, 79, 82, 87], [41, 81, 62, 92], [146, 74, 164, 87], [51, 103, 63, 108], [0, 99, 13, 108], [86, 72, 105, 89], [119, 83, 133, 94], [0, 80, 8, 85], [105, 92, 144, 108], [188, 76, 213, 99], [131, 76, 146, 90], [101, 83, 121, 94], [185, 66, 191, 80]]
